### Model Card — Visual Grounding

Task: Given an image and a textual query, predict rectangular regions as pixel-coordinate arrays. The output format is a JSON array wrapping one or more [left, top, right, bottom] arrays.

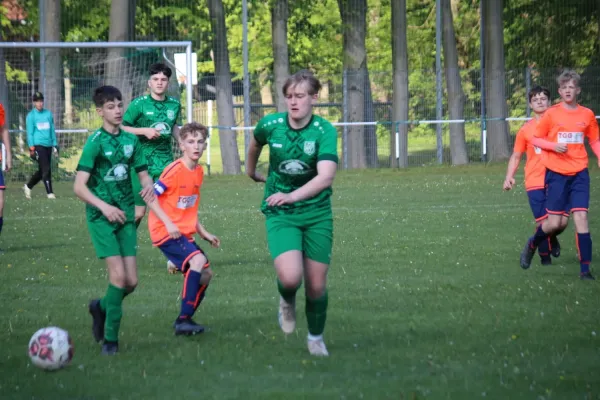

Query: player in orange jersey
[[0, 103, 12, 252], [148, 122, 220, 335], [504, 86, 568, 265], [520, 70, 600, 279]]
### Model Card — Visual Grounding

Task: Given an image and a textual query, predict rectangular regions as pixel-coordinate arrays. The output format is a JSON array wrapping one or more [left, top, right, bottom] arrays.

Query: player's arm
[[196, 221, 220, 248], [503, 151, 522, 191], [266, 160, 337, 206], [121, 105, 160, 139], [531, 113, 566, 153], [246, 136, 266, 182], [585, 114, 600, 164], [137, 170, 181, 239], [73, 171, 125, 224], [1, 121, 11, 171], [50, 114, 58, 153]]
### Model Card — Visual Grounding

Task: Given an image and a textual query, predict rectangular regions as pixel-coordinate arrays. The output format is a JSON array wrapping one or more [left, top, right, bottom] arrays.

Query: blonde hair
[[282, 70, 322, 96], [179, 122, 208, 141], [557, 69, 580, 87]]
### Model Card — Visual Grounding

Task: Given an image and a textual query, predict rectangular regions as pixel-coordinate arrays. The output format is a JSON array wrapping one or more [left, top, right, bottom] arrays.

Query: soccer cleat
[[167, 260, 178, 274], [520, 239, 536, 269], [550, 236, 561, 258], [101, 341, 119, 355], [580, 272, 595, 280], [174, 318, 205, 336], [540, 257, 552, 266], [307, 338, 329, 356], [23, 184, 31, 199], [88, 299, 106, 343], [278, 296, 296, 334], [47, 193, 56, 199]]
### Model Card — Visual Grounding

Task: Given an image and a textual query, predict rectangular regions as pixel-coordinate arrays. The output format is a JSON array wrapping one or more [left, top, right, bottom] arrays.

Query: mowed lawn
[[1, 165, 600, 400]]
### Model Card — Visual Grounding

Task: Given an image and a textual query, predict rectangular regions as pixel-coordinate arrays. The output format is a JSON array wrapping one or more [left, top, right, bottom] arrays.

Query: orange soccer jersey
[[534, 103, 600, 175], [513, 118, 546, 191], [148, 159, 204, 246]]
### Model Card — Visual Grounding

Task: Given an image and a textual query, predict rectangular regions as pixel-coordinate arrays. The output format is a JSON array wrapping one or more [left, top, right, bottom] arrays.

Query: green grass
[[2, 165, 600, 399]]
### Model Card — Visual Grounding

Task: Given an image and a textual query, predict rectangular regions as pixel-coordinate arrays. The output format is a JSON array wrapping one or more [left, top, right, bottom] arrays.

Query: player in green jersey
[[74, 86, 180, 355], [122, 63, 182, 274], [246, 70, 338, 357]]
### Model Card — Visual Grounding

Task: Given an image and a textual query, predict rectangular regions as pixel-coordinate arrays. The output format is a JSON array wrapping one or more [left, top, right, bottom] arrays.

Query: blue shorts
[[545, 169, 589, 214], [0, 169, 4, 190], [526, 189, 548, 222], [158, 237, 209, 274]]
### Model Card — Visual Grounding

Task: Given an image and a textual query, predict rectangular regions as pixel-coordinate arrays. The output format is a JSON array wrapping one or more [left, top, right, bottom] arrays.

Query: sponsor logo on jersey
[[36, 122, 50, 130], [272, 143, 283, 148], [151, 122, 171, 135], [104, 164, 129, 182], [105, 151, 113, 156], [176, 194, 198, 209], [303, 141, 315, 156], [557, 131, 584, 144], [146, 112, 154, 115], [167, 110, 175, 120], [123, 144, 133, 158], [278, 159, 311, 175]]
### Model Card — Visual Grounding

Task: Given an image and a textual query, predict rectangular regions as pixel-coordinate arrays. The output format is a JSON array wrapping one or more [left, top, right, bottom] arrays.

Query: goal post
[[0, 41, 194, 177]]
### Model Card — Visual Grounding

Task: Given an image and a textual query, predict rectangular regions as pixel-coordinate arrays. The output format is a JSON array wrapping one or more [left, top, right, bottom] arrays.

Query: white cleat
[[308, 338, 329, 357], [167, 260, 178, 274], [23, 184, 31, 199], [278, 296, 296, 334], [47, 193, 56, 199]]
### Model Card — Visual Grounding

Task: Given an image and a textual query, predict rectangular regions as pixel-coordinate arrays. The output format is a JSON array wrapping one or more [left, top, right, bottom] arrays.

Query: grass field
[[2, 165, 600, 399]]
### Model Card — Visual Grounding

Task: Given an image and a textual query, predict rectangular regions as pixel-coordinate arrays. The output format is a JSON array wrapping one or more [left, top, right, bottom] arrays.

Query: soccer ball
[[28, 327, 74, 371]]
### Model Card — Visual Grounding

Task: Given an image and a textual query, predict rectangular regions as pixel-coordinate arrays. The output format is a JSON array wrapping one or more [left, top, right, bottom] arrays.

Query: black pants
[[27, 145, 53, 194]]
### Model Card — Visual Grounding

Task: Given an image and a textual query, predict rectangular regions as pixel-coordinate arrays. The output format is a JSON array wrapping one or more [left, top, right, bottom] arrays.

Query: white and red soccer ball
[[28, 327, 74, 370]]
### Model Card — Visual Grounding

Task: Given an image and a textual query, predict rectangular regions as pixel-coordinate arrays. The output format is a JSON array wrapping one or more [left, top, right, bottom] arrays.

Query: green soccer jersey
[[254, 112, 339, 215], [122, 94, 181, 180], [76, 128, 148, 223]]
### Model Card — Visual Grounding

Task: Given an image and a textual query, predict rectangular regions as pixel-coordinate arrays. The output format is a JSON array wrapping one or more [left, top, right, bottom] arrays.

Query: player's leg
[[25, 146, 42, 194], [527, 189, 551, 265], [118, 222, 139, 297], [177, 245, 212, 335], [267, 215, 304, 334], [302, 210, 333, 356], [550, 212, 570, 258], [570, 169, 593, 280], [38, 146, 54, 198], [520, 171, 566, 268]]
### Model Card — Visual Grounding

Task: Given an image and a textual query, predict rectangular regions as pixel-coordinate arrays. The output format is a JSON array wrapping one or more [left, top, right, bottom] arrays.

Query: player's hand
[[53, 147, 58, 155], [553, 143, 567, 153], [144, 128, 161, 140], [202, 232, 220, 248], [29, 147, 37, 161], [503, 177, 515, 191], [139, 185, 156, 204], [166, 222, 181, 239], [4, 157, 11, 172], [248, 172, 266, 183], [265, 192, 294, 207], [102, 205, 126, 224]]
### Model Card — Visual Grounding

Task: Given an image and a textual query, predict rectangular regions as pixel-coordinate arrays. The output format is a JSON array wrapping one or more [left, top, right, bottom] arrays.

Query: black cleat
[[174, 318, 205, 336], [101, 341, 119, 355], [580, 272, 595, 280], [541, 257, 552, 266], [520, 239, 536, 269], [89, 299, 106, 343], [550, 236, 561, 258]]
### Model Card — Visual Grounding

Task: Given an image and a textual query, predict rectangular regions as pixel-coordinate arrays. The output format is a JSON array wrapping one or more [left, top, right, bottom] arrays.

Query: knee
[[188, 253, 208, 273], [110, 272, 127, 288], [279, 275, 301, 289], [306, 283, 326, 299]]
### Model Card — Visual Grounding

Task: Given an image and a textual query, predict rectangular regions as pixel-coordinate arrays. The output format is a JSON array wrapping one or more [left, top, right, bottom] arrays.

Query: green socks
[[100, 284, 125, 342], [277, 279, 301, 303], [306, 291, 328, 336]]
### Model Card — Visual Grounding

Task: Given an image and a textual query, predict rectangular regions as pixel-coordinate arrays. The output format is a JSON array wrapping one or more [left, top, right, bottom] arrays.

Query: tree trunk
[[271, 0, 290, 113], [106, 0, 134, 105], [207, 0, 242, 174], [483, 0, 510, 161], [441, 0, 468, 165], [43, 0, 63, 127], [391, 0, 409, 168], [338, 0, 367, 169]]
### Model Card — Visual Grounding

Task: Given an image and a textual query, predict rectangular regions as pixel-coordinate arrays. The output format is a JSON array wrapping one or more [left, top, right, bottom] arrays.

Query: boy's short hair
[[93, 86, 122, 108], [282, 70, 322, 96], [179, 122, 208, 141], [149, 63, 172, 79], [528, 85, 550, 102], [557, 69, 580, 87]]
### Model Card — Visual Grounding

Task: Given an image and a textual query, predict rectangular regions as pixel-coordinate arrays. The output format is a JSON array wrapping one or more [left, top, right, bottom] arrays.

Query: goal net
[[0, 41, 193, 180]]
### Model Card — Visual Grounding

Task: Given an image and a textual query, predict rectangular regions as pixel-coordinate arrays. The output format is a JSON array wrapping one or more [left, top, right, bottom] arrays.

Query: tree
[[483, 0, 509, 161], [207, 0, 242, 174], [338, 0, 369, 169], [271, 0, 290, 112], [391, 0, 408, 167], [42, 0, 62, 127], [442, 0, 468, 165], [106, 0, 135, 105]]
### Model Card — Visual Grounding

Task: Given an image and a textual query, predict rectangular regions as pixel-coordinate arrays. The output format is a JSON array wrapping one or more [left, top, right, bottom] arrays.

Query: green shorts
[[265, 208, 333, 264], [87, 220, 137, 259], [131, 172, 145, 207]]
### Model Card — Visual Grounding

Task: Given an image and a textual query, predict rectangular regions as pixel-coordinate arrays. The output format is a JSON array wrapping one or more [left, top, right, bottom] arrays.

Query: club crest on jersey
[[167, 110, 175, 120], [123, 144, 133, 158], [303, 141, 316, 156]]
